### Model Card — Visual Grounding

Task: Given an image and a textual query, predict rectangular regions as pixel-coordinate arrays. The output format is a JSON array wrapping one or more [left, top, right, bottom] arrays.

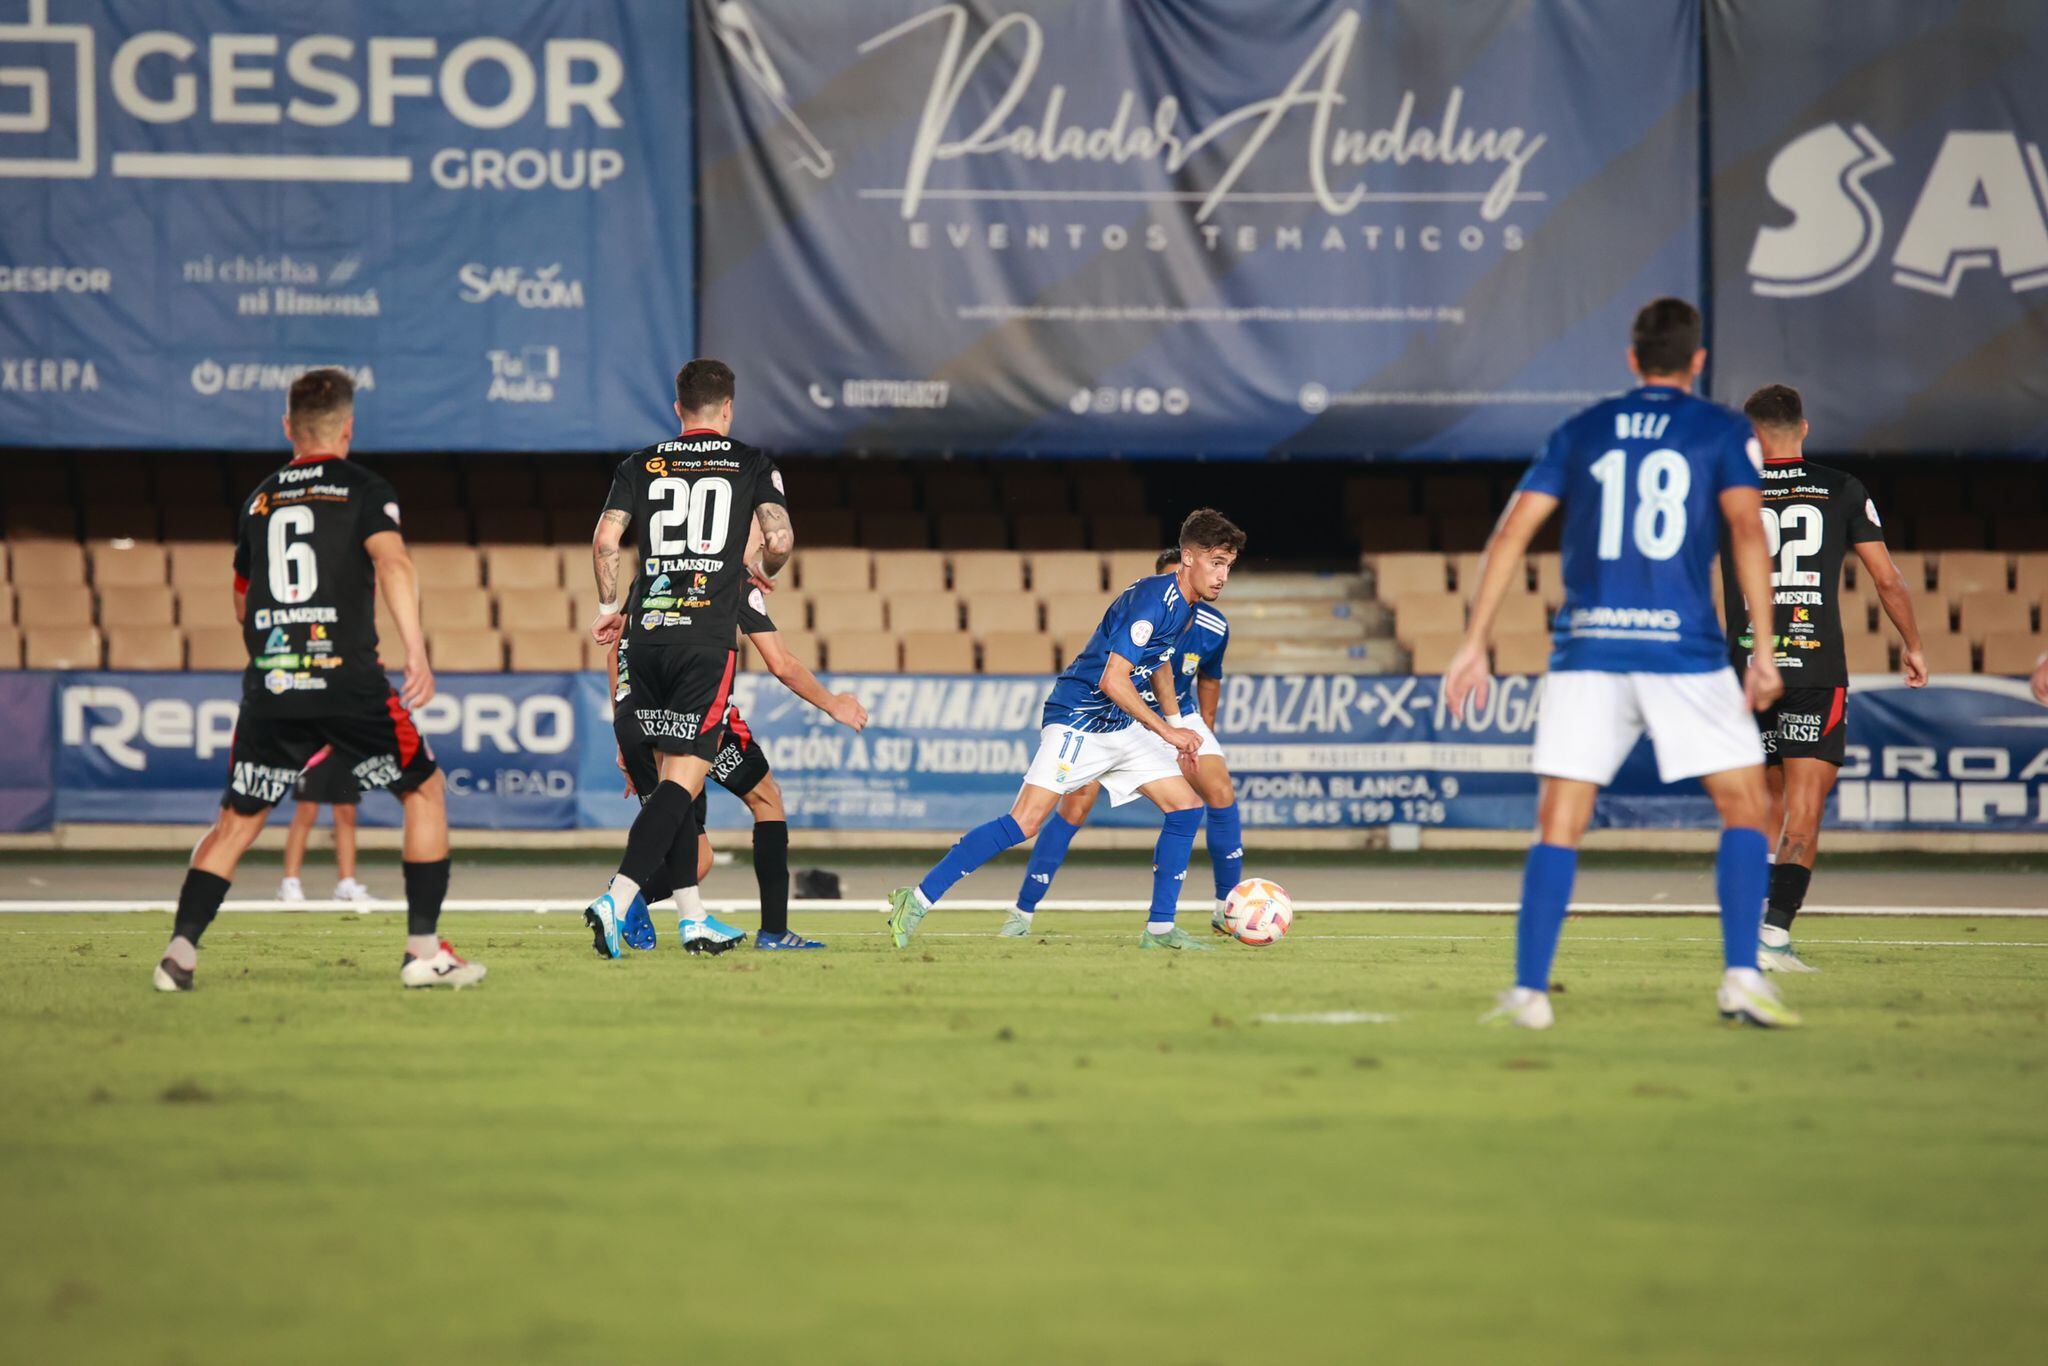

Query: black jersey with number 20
[[233, 456, 402, 716], [602, 432, 786, 651], [1719, 456, 1886, 689]]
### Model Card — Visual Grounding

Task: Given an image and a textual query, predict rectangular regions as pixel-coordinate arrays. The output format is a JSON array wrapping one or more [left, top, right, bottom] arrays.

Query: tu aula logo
[[1747, 123, 2048, 298]]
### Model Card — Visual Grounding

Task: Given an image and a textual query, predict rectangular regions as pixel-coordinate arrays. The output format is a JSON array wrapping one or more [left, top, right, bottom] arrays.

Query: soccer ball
[[1223, 878, 1293, 946]]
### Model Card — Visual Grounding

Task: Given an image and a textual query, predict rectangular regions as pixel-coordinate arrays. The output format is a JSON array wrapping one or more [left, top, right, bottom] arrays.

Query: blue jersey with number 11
[[1518, 385, 1760, 674]]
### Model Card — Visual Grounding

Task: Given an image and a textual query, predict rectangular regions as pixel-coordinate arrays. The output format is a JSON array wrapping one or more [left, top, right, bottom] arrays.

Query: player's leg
[[280, 800, 317, 902], [1760, 756, 1838, 972], [331, 799, 372, 904], [886, 777, 1061, 948], [738, 774, 818, 950], [609, 709, 664, 950], [1007, 782, 1098, 935], [390, 771, 481, 986], [1189, 755, 1242, 932], [1133, 773, 1208, 949]]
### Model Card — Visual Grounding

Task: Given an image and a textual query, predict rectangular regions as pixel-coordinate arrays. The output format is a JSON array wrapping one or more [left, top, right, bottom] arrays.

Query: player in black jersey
[[580, 359, 796, 958], [607, 582, 867, 950], [1721, 385, 1927, 972], [152, 369, 483, 992]]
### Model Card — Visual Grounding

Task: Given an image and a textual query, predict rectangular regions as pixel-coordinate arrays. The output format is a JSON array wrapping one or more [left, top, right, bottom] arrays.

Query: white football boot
[[400, 939, 487, 989], [334, 877, 377, 910], [1480, 986, 1555, 1030], [1757, 924, 1819, 973], [1717, 968, 1801, 1027]]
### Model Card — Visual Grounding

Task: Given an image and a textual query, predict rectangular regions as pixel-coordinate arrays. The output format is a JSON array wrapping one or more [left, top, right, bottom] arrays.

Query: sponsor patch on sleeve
[[1129, 619, 1153, 648]]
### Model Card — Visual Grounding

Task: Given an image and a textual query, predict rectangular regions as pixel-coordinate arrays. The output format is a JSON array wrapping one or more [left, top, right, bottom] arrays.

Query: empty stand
[[1956, 591, 2033, 641], [980, 631, 1056, 674], [25, 626, 101, 668], [17, 585, 93, 629], [507, 631, 583, 671], [90, 542, 168, 587], [1405, 633, 1464, 673], [409, 545, 483, 586], [899, 631, 976, 673], [824, 631, 898, 672], [1043, 593, 1107, 637], [1843, 634, 1892, 673], [1371, 553, 1451, 603], [795, 549, 872, 591], [1935, 551, 2008, 596], [495, 587, 573, 631], [872, 551, 947, 594], [1029, 552, 1103, 595], [1981, 633, 2046, 674], [966, 591, 1040, 635], [186, 627, 247, 670], [486, 546, 563, 589], [886, 595, 959, 634], [950, 551, 1027, 595], [423, 588, 495, 631], [106, 626, 183, 670], [1104, 550, 1159, 587], [98, 585, 177, 628], [10, 542, 87, 586], [812, 593, 886, 634], [0, 626, 20, 667], [430, 630, 505, 670], [1492, 633, 1551, 674]]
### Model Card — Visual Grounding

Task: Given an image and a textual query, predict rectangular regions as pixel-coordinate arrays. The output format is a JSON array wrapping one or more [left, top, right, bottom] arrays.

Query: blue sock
[[918, 814, 1026, 907], [1016, 813, 1081, 912], [1147, 808, 1203, 925], [1205, 802, 1244, 901], [1516, 843, 1578, 991], [1716, 827, 1769, 970]]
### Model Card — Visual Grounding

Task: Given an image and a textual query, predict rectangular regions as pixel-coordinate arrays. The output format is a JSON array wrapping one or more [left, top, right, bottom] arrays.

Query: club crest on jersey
[[1181, 653, 1201, 675]]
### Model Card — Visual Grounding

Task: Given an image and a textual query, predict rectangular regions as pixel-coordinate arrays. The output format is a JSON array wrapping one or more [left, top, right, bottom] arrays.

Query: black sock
[[638, 868, 674, 906], [754, 821, 790, 935], [620, 781, 694, 889], [402, 858, 451, 937], [1766, 862, 1811, 931], [172, 869, 232, 947], [663, 800, 702, 897]]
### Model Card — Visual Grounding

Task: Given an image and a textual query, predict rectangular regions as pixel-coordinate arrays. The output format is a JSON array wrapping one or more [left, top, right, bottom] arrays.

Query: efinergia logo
[[1748, 123, 2048, 298]]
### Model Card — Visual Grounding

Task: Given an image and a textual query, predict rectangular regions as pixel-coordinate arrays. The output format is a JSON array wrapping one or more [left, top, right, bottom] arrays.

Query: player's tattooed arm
[[593, 509, 630, 602], [753, 502, 795, 579]]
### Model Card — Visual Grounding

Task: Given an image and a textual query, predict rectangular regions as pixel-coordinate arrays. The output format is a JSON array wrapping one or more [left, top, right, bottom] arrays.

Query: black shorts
[[624, 644, 739, 762], [294, 747, 363, 806], [223, 690, 435, 814], [616, 702, 770, 815], [1760, 686, 1848, 767]]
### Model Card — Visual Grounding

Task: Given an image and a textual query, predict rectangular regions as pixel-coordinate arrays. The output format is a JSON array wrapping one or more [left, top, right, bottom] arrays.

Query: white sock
[[164, 936, 198, 970], [913, 887, 933, 911], [406, 934, 439, 960], [1726, 966, 1765, 989], [1759, 924, 1792, 949], [1011, 908, 1033, 924], [674, 885, 704, 920], [608, 875, 640, 907], [1146, 921, 1174, 935]]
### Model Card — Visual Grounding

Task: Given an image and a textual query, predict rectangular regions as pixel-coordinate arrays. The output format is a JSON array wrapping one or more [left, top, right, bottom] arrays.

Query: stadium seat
[[8, 542, 87, 587], [854, 470, 918, 511], [3, 504, 77, 540], [408, 545, 482, 587], [167, 543, 236, 591], [779, 465, 842, 510], [389, 466, 462, 506], [1935, 551, 2009, 596], [485, 546, 563, 589], [823, 631, 899, 672], [397, 507, 472, 542], [796, 508, 859, 545], [932, 513, 1006, 550], [186, 627, 247, 670], [1903, 589, 1951, 633], [0, 626, 20, 667], [862, 512, 933, 549], [1434, 515, 1497, 551], [1843, 633, 1892, 673], [495, 587, 573, 631], [998, 470, 1072, 514], [463, 464, 538, 508], [1529, 554, 1564, 604], [1492, 595, 1551, 635], [794, 549, 872, 591], [1888, 551, 1930, 589], [1, 463, 68, 502], [1453, 552, 1526, 598], [89, 542, 168, 587], [923, 471, 996, 514], [83, 506, 158, 542], [1981, 632, 2045, 675], [872, 551, 947, 594], [1104, 550, 1159, 587], [161, 505, 235, 541], [1406, 633, 1464, 672], [1371, 553, 1451, 603], [980, 631, 1055, 674], [1043, 593, 1107, 636], [1028, 552, 1103, 595], [25, 625, 102, 668], [1956, 591, 2033, 641], [966, 591, 1040, 635], [1836, 590, 1877, 634], [899, 630, 975, 673], [1991, 512, 2048, 550], [886, 594, 959, 633], [811, 592, 886, 634], [106, 626, 183, 669], [1089, 514, 1158, 549], [507, 631, 582, 672], [429, 630, 504, 670], [0, 588, 12, 625], [1012, 515, 1087, 551], [951, 551, 1026, 595], [473, 506, 549, 542], [17, 584, 94, 629], [423, 588, 495, 630], [98, 585, 178, 628], [1054, 631, 1094, 668], [1393, 592, 1465, 642], [760, 630, 820, 670], [1918, 635, 1973, 673], [2012, 555, 2048, 598], [1420, 473, 1497, 514], [582, 636, 612, 672], [1355, 514, 1434, 553], [755, 589, 810, 631], [1915, 513, 1987, 549], [1492, 632, 1551, 674]]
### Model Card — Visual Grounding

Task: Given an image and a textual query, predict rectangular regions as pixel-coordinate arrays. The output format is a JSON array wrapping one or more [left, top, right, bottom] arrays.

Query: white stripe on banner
[[1226, 742, 1533, 772]]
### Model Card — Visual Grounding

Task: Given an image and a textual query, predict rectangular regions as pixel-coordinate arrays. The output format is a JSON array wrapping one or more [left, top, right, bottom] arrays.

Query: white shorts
[[1022, 722, 1183, 806], [1174, 712, 1225, 760], [1532, 670, 1765, 786]]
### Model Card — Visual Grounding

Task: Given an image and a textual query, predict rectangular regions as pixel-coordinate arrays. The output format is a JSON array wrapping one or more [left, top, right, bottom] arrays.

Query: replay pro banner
[[693, 0, 1701, 458], [0, 0, 692, 451], [1706, 0, 2048, 452]]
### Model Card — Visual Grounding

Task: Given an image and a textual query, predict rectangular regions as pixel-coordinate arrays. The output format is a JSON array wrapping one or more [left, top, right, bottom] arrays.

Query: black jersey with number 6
[[233, 456, 402, 716], [1719, 455, 1885, 688], [602, 431, 786, 650]]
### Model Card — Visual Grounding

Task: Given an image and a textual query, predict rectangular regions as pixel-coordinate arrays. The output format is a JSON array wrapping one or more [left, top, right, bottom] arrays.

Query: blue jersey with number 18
[[1517, 385, 1761, 675]]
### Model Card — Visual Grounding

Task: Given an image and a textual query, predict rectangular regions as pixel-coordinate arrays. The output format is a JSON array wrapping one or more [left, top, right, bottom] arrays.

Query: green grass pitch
[[2, 910, 2043, 1365]]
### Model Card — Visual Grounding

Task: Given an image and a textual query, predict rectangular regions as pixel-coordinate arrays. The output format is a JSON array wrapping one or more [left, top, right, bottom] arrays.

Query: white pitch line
[[0, 899, 2041, 917]]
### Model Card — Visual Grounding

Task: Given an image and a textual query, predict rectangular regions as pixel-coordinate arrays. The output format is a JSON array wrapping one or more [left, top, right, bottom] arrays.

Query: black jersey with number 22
[[1719, 456, 1885, 689], [603, 433, 785, 650]]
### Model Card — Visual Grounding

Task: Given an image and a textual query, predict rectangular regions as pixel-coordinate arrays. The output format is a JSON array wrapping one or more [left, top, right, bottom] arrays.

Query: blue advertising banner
[[0, 0, 692, 451], [694, 0, 1700, 458], [8, 672, 2044, 835], [1706, 0, 2048, 452]]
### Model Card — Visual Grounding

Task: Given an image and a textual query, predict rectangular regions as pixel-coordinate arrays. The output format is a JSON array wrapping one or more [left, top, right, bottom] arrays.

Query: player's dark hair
[[1178, 508, 1246, 557], [676, 358, 736, 415], [1154, 548, 1181, 574], [1630, 297, 1702, 377], [287, 367, 354, 432], [1743, 383, 1804, 431]]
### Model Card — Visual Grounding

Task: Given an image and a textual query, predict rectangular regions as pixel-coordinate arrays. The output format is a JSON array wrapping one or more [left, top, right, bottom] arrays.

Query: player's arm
[[1150, 662, 1182, 721], [591, 508, 630, 644], [364, 530, 433, 708], [1444, 490, 1557, 714], [1197, 676, 1220, 729], [1852, 541, 1927, 688], [750, 627, 867, 731], [233, 583, 248, 625], [1101, 652, 1200, 762], [1720, 484, 1782, 711], [752, 502, 794, 582]]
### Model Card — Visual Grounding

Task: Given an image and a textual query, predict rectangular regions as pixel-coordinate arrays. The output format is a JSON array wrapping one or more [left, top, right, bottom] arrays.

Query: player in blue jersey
[[1444, 297, 1796, 1029], [1004, 548, 1245, 936], [885, 510, 1247, 950]]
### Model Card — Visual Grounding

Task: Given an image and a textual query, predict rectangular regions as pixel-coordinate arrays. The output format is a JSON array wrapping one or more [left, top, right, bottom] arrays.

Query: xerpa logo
[[0, 0, 628, 189], [1748, 123, 2048, 298]]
